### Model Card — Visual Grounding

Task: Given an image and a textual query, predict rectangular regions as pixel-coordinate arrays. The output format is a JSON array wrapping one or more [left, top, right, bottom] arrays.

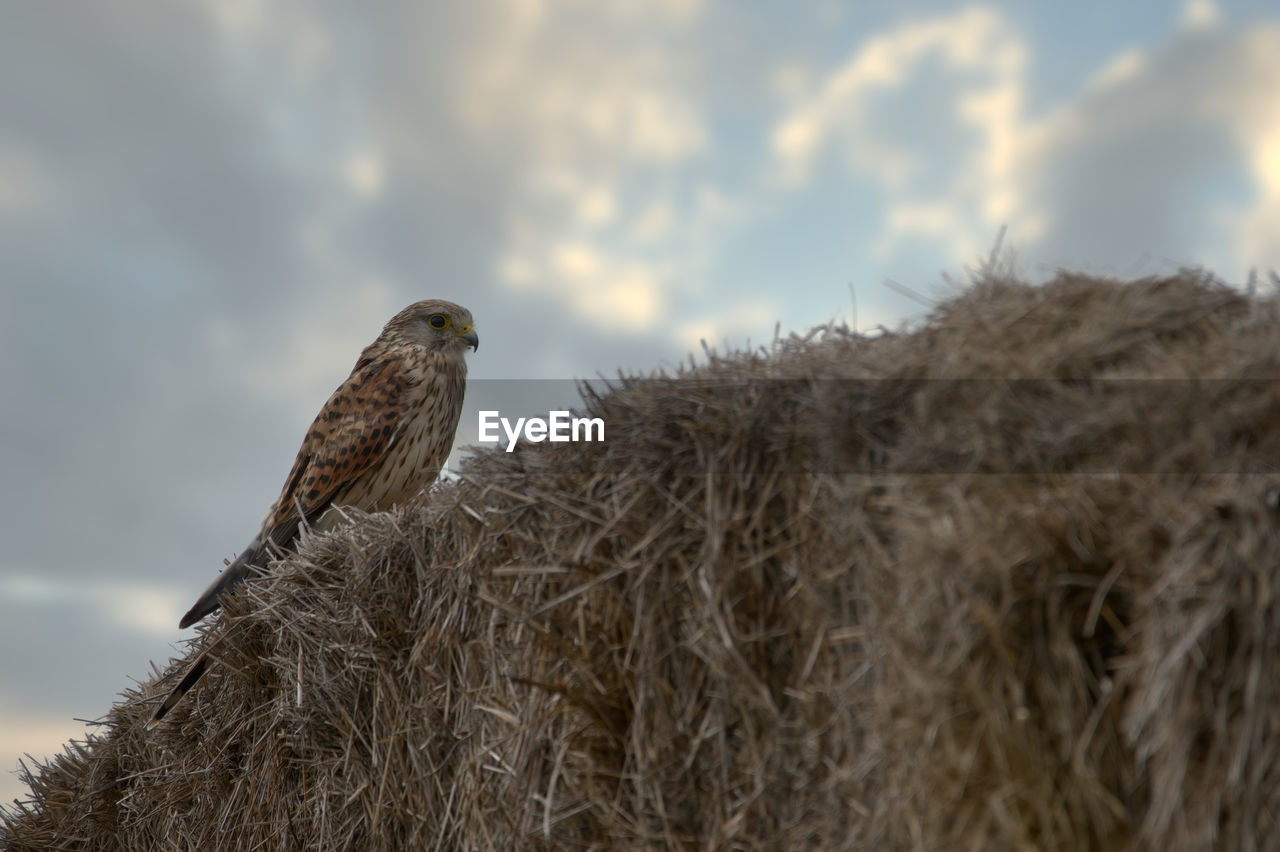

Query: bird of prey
[[149, 300, 477, 726]]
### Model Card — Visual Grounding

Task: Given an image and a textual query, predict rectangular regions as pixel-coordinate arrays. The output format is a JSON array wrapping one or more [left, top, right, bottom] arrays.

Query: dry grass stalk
[[5, 270, 1280, 849]]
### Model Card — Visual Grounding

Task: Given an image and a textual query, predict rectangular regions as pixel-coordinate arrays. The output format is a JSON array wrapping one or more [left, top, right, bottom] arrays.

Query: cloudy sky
[[3, 0, 1279, 805]]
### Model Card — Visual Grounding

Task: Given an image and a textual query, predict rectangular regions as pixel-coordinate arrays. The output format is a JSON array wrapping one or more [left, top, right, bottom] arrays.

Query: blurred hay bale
[[5, 270, 1280, 850]]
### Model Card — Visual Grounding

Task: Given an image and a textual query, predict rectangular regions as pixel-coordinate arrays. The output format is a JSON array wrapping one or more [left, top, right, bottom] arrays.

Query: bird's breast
[[332, 361, 466, 515]]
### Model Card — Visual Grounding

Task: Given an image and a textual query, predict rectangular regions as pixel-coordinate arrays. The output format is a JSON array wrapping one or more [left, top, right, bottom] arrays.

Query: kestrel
[[149, 300, 477, 726]]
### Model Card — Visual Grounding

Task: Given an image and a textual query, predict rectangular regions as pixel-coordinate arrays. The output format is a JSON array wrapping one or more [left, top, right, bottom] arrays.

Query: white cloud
[[1181, 0, 1221, 30], [203, 0, 268, 36], [879, 201, 981, 263], [500, 241, 664, 332], [770, 6, 1280, 280], [618, 0, 702, 24], [771, 6, 1030, 266], [1086, 49, 1146, 94], [1218, 27, 1280, 274], [628, 200, 674, 243], [0, 706, 91, 806], [769, 62, 815, 102], [202, 0, 331, 78], [0, 573, 184, 639], [459, 0, 710, 334], [674, 298, 779, 354], [461, 3, 705, 169], [526, 167, 619, 227], [343, 150, 386, 198], [1019, 21, 1280, 279], [772, 7, 1023, 185]]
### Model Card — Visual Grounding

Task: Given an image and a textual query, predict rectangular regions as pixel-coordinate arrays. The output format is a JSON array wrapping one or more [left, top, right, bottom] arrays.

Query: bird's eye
[[428, 314, 448, 330]]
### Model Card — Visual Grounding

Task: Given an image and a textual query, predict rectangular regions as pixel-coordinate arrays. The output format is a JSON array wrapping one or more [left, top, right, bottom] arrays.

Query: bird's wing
[[176, 354, 413, 630], [261, 353, 413, 544]]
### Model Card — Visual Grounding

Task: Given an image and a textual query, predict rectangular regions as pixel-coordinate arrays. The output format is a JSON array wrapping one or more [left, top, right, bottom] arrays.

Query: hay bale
[[5, 270, 1280, 849]]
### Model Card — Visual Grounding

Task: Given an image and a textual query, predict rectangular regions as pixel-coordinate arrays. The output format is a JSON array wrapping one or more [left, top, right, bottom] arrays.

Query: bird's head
[[383, 300, 478, 354]]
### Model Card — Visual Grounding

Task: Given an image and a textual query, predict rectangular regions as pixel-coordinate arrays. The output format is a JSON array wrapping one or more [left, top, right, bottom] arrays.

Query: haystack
[[5, 270, 1280, 850]]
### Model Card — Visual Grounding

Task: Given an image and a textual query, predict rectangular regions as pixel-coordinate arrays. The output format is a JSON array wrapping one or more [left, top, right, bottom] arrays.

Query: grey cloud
[[1020, 24, 1280, 278], [0, 1, 709, 770]]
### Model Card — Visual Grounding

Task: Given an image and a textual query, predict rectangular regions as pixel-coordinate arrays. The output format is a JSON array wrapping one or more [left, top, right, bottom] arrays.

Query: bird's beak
[[458, 328, 479, 352]]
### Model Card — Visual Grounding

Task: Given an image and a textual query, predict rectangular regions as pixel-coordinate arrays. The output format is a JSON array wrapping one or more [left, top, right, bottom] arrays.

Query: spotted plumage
[[149, 300, 476, 726]]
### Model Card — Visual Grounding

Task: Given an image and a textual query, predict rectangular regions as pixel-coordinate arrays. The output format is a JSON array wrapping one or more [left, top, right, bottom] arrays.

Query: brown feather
[[156, 299, 476, 723]]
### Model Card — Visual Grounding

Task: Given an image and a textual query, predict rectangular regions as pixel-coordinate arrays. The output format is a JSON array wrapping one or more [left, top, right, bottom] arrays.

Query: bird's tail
[[177, 538, 268, 629], [147, 646, 213, 729]]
